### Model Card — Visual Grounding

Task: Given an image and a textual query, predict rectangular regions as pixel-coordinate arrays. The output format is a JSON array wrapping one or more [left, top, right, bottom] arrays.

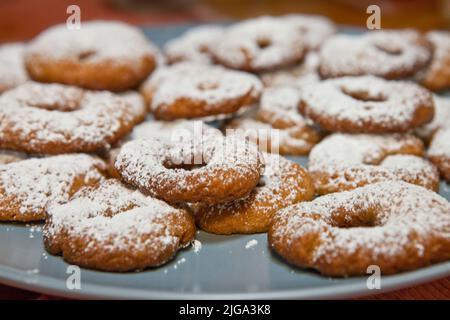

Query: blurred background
[[0, 0, 450, 42]]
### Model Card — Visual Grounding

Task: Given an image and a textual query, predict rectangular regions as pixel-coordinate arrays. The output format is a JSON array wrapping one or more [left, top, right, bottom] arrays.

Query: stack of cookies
[[0, 15, 449, 277]]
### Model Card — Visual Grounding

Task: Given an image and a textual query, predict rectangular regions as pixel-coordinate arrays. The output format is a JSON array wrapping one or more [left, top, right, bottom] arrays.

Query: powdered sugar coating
[[300, 75, 434, 133], [269, 181, 450, 276], [282, 14, 336, 50], [115, 135, 264, 204], [0, 43, 28, 93], [164, 25, 224, 64], [44, 179, 195, 271], [429, 128, 450, 159], [419, 31, 450, 91], [260, 52, 320, 87], [194, 152, 314, 234], [212, 16, 306, 72], [258, 86, 306, 127], [0, 154, 106, 221], [428, 127, 450, 181], [416, 95, 450, 140], [0, 82, 147, 154], [141, 63, 262, 119], [309, 133, 439, 194], [319, 30, 432, 79], [25, 21, 157, 66], [105, 120, 221, 178]]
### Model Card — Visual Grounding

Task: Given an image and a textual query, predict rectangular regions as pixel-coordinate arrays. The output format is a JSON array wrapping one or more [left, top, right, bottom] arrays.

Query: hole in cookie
[[198, 44, 209, 54], [374, 44, 403, 55], [297, 26, 309, 34], [256, 177, 267, 187], [332, 208, 381, 228], [29, 101, 80, 112], [341, 88, 387, 103], [198, 82, 219, 91], [163, 159, 207, 171], [20, 86, 83, 112], [77, 50, 97, 61], [256, 37, 272, 49]]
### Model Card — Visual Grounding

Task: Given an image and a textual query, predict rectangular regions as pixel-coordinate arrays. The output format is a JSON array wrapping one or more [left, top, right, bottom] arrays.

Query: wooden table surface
[[0, 0, 449, 300]]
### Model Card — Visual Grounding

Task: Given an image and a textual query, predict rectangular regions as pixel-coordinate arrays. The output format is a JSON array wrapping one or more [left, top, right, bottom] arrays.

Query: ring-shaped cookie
[[299, 76, 434, 133], [0, 43, 28, 93], [164, 25, 224, 64], [0, 154, 106, 221], [44, 179, 196, 272], [419, 31, 450, 91], [194, 153, 314, 234], [106, 120, 222, 178], [319, 30, 432, 79], [428, 128, 450, 182], [0, 82, 147, 154], [415, 95, 450, 142], [282, 14, 336, 51], [115, 135, 264, 204], [24, 21, 157, 91], [308, 133, 440, 194], [212, 16, 306, 72], [269, 181, 450, 276], [141, 63, 262, 120]]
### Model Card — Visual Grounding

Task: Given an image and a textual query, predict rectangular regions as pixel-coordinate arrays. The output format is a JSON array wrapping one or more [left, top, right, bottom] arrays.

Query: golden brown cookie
[[299, 76, 434, 133], [269, 181, 450, 277], [194, 153, 314, 234], [115, 135, 264, 205], [105, 120, 222, 179], [428, 128, 450, 182], [308, 133, 440, 195], [141, 63, 262, 120], [44, 179, 196, 272], [0, 154, 106, 222], [415, 95, 450, 142], [24, 21, 157, 91], [319, 30, 432, 79], [212, 16, 306, 72], [0, 82, 147, 154], [164, 25, 224, 64], [281, 14, 336, 51], [419, 31, 450, 91], [259, 52, 320, 88], [0, 43, 28, 93]]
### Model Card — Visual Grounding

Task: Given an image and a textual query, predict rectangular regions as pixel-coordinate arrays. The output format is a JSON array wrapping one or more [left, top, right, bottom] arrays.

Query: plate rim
[[1, 261, 449, 299]]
